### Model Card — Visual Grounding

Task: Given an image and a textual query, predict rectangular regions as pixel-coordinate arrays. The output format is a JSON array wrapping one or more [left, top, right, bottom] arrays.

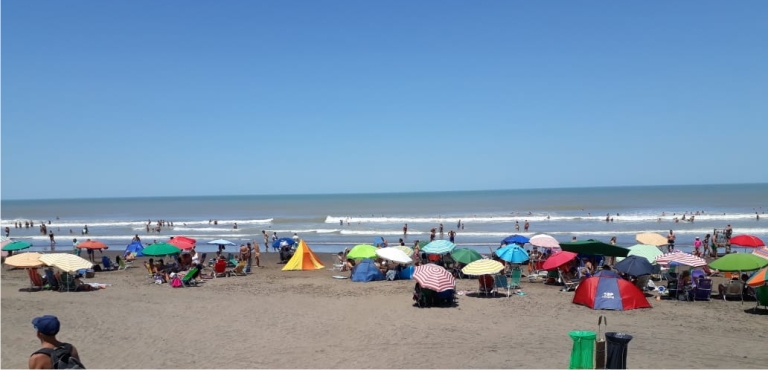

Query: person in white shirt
[[292, 233, 300, 243]]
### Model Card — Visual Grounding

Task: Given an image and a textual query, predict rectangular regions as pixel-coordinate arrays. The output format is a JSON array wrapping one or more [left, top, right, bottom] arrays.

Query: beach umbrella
[[39, 253, 93, 272], [375, 247, 412, 264], [542, 251, 578, 270], [4, 252, 44, 268], [168, 238, 194, 250], [346, 244, 377, 260], [422, 240, 456, 255], [560, 239, 630, 257], [413, 264, 455, 292], [495, 245, 529, 264], [207, 239, 235, 246], [462, 259, 505, 276], [752, 247, 768, 260], [529, 234, 560, 249], [655, 252, 706, 267], [709, 253, 768, 272], [141, 243, 182, 257], [614, 256, 653, 276], [502, 235, 529, 245], [451, 248, 483, 264], [174, 236, 197, 244], [272, 237, 296, 249], [76, 240, 109, 250], [616, 244, 663, 264], [746, 266, 768, 287], [2, 240, 33, 252], [396, 245, 414, 257], [729, 235, 765, 248], [572, 276, 652, 311], [635, 232, 669, 247]]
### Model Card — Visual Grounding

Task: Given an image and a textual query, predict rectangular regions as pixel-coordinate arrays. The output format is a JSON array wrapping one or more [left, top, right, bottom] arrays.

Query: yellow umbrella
[[39, 253, 93, 272], [4, 252, 44, 268], [462, 259, 504, 276], [396, 245, 414, 257], [635, 232, 669, 247]]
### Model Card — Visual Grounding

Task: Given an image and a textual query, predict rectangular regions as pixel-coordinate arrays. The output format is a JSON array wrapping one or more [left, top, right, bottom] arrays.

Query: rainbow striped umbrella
[[413, 264, 455, 292], [746, 266, 768, 287], [655, 251, 706, 267], [396, 245, 414, 257], [752, 247, 768, 260]]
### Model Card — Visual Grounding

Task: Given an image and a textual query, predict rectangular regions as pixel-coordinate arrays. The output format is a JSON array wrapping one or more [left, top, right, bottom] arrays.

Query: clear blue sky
[[2, 1, 767, 200]]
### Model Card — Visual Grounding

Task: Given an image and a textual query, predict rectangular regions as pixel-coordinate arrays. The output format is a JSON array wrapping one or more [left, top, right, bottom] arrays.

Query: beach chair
[[753, 286, 768, 313], [117, 258, 129, 271], [230, 261, 247, 276], [509, 267, 522, 289], [665, 278, 678, 300], [493, 275, 511, 298], [436, 289, 456, 306], [413, 284, 436, 308], [44, 269, 59, 291], [181, 266, 201, 287], [694, 278, 712, 301], [650, 264, 662, 281], [722, 280, 744, 302], [559, 270, 580, 292], [27, 269, 45, 291], [58, 272, 78, 292], [213, 259, 229, 278], [101, 256, 115, 271], [226, 253, 237, 267], [478, 275, 495, 297]]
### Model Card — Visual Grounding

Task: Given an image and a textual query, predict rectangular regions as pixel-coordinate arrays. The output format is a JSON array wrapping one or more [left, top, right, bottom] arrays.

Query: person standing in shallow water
[[667, 230, 676, 252], [524, 220, 530, 232]]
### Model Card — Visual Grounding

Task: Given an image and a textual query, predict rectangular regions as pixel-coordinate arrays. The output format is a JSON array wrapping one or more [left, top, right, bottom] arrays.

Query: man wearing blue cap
[[29, 315, 83, 369]]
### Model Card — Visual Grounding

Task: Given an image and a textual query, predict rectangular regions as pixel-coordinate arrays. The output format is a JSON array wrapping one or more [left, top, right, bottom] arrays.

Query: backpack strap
[[31, 348, 54, 357]]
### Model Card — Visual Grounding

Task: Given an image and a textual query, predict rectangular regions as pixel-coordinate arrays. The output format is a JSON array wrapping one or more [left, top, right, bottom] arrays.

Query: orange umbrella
[[746, 266, 767, 288], [76, 240, 109, 250]]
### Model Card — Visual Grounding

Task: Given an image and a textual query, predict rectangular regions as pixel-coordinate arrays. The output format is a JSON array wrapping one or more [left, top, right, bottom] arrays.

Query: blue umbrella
[[496, 245, 529, 264], [207, 239, 236, 246], [502, 235, 530, 245], [272, 237, 295, 249], [614, 255, 653, 276], [422, 240, 456, 255]]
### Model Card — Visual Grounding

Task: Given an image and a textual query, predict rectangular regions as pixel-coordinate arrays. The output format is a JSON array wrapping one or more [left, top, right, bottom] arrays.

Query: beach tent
[[573, 276, 651, 311], [559, 239, 630, 257], [282, 240, 325, 271], [124, 241, 144, 257], [350, 259, 385, 282]]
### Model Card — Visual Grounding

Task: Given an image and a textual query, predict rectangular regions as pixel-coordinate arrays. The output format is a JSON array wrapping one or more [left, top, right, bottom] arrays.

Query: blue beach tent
[[350, 259, 385, 283], [124, 241, 144, 257]]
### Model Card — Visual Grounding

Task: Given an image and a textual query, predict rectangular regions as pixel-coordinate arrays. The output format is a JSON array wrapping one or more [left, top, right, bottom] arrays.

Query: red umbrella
[[168, 239, 195, 250], [412, 264, 455, 292], [76, 240, 109, 250], [174, 236, 197, 245], [542, 251, 578, 270], [729, 235, 765, 248]]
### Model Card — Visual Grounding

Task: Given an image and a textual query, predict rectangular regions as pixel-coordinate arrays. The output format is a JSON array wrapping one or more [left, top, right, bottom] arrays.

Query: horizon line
[[2, 182, 766, 202]]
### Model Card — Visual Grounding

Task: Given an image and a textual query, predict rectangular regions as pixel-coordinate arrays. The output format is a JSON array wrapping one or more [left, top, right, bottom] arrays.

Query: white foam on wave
[[1, 218, 274, 228], [325, 213, 763, 224]]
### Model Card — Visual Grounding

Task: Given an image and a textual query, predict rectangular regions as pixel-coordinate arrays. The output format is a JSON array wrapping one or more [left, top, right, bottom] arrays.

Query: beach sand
[[2, 252, 767, 369]]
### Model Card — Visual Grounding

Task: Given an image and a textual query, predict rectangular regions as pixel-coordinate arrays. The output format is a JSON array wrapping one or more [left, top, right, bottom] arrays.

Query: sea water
[[2, 184, 766, 254]]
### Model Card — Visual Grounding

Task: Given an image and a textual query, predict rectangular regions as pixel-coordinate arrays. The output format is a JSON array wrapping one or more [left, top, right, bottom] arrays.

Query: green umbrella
[[451, 248, 482, 264], [2, 241, 32, 252], [559, 239, 630, 257], [616, 244, 663, 264], [346, 244, 377, 260], [709, 253, 768, 272], [141, 243, 181, 257]]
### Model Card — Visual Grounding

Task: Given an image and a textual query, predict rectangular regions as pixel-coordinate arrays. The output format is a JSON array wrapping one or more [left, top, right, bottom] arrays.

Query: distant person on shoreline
[[667, 230, 676, 252], [448, 230, 456, 243], [403, 223, 408, 236], [524, 220, 529, 232]]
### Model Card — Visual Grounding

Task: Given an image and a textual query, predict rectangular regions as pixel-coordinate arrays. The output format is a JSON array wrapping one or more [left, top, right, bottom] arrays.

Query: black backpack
[[32, 343, 85, 369]]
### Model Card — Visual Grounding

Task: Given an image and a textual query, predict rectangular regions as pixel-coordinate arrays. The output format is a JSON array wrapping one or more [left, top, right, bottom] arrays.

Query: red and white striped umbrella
[[752, 246, 768, 260], [655, 251, 706, 267], [413, 264, 455, 292]]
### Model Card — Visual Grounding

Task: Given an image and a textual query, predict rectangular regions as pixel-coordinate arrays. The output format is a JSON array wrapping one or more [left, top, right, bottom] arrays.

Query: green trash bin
[[569, 330, 597, 369]]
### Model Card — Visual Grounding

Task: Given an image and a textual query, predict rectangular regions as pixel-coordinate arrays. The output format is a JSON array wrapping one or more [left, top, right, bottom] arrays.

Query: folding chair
[[493, 275, 511, 298]]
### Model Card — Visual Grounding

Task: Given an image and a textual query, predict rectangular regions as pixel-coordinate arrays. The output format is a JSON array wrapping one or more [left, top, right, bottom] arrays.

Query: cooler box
[[399, 266, 414, 280]]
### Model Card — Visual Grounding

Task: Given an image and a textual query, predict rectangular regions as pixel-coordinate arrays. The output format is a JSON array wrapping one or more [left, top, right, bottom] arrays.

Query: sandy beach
[[2, 251, 767, 369]]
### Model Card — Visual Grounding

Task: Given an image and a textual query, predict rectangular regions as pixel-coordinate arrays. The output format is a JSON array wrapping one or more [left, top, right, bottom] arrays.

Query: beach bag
[[171, 276, 183, 288], [33, 343, 85, 369]]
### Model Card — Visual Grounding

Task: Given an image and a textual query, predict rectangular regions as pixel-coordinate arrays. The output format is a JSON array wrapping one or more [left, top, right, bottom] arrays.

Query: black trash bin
[[605, 332, 633, 369]]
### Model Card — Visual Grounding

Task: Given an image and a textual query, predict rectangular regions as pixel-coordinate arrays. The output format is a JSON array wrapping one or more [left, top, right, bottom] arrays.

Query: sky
[[2, 1, 767, 200]]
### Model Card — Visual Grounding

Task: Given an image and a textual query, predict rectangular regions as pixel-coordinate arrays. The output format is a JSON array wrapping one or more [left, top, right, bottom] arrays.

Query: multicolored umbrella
[[746, 266, 768, 287], [529, 234, 560, 249], [709, 253, 768, 272], [542, 251, 578, 270], [729, 235, 765, 248], [76, 240, 109, 250], [635, 232, 669, 247], [396, 245, 414, 257], [346, 244, 377, 260], [422, 240, 456, 255], [461, 259, 504, 276], [141, 243, 182, 257], [413, 264, 455, 292], [495, 245, 529, 264], [375, 247, 412, 264], [451, 248, 482, 264], [752, 246, 768, 260], [39, 253, 93, 272], [2, 240, 33, 252], [655, 252, 706, 267], [616, 244, 664, 264], [4, 252, 44, 268]]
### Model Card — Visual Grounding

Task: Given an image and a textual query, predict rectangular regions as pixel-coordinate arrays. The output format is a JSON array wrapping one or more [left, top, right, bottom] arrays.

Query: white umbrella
[[375, 247, 412, 264], [529, 234, 560, 249], [39, 253, 93, 272]]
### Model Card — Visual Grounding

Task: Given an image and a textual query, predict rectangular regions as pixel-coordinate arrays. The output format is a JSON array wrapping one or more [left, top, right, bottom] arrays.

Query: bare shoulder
[[29, 353, 52, 369]]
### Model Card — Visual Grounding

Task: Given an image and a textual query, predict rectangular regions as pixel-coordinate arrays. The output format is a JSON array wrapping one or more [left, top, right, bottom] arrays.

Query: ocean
[[2, 184, 767, 254]]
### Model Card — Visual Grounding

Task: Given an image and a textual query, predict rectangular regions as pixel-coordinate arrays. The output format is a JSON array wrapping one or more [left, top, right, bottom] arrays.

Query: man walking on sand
[[29, 315, 84, 369], [262, 230, 269, 253]]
